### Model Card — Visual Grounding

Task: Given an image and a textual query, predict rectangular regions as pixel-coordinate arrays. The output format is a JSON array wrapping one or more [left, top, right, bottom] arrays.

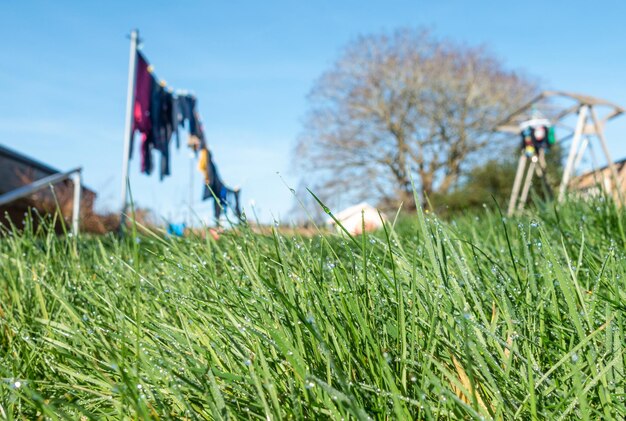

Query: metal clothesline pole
[[72, 170, 82, 236], [119, 29, 139, 232]]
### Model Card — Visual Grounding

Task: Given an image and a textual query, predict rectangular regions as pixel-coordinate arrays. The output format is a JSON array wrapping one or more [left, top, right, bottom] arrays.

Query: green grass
[[1, 198, 625, 420]]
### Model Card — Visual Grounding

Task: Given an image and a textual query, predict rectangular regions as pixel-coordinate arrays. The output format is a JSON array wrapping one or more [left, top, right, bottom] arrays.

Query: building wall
[[571, 159, 626, 201]]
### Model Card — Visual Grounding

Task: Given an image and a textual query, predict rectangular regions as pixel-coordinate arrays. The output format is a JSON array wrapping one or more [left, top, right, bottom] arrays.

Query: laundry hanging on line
[[520, 124, 555, 157], [190, 131, 242, 221], [130, 52, 203, 180], [179, 95, 241, 222], [128, 50, 242, 222]]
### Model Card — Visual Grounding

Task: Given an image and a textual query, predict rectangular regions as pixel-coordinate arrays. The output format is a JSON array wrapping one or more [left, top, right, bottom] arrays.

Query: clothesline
[[129, 49, 242, 224], [519, 122, 555, 158]]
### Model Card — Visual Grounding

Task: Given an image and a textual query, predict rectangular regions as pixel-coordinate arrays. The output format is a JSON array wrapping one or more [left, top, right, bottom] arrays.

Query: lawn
[[1, 198, 625, 419]]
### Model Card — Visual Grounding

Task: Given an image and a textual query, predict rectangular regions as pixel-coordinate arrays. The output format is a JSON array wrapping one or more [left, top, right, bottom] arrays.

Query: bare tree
[[294, 28, 538, 210]]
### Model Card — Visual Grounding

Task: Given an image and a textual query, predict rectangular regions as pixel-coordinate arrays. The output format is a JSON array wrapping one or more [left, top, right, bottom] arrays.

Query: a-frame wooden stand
[[497, 91, 624, 215], [557, 104, 621, 203], [507, 149, 552, 216]]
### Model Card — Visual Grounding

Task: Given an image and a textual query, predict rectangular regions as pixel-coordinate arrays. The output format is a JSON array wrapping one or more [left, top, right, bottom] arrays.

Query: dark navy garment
[[158, 89, 175, 180], [145, 79, 176, 179], [172, 96, 180, 149], [177, 95, 197, 135], [204, 185, 242, 222]]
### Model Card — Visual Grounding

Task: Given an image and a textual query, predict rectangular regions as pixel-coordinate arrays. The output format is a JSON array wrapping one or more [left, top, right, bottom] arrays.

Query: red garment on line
[[131, 53, 154, 173], [133, 52, 152, 135]]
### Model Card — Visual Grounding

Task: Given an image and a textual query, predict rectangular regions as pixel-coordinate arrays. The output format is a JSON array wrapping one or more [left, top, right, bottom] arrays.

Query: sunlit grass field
[[1, 198, 625, 420]]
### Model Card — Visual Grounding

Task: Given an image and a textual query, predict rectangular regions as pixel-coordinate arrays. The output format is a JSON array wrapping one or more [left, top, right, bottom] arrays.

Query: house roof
[[571, 157, 626, 191], [327, 202, 385, 225], [0, 143, 96, 195], [575, 157, 626, 178], [0, 143, 60, 175]]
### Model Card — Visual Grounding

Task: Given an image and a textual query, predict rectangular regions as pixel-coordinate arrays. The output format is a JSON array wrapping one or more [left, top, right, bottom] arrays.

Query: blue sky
[[1, 1, 626, 224]]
